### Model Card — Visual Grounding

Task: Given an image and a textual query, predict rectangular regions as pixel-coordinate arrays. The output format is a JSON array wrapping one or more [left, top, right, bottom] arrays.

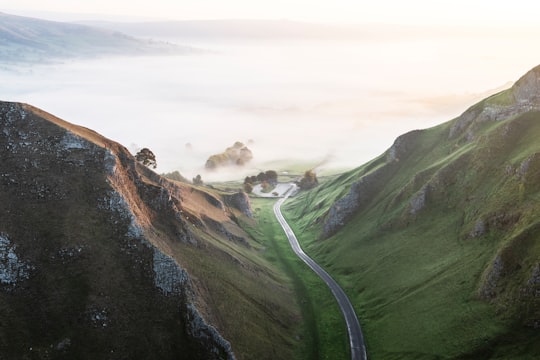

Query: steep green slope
[[283, 65, 540, 359]]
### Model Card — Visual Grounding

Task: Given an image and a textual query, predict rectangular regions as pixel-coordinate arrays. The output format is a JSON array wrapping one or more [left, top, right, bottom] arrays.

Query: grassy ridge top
[[283, 66, 540, 358]]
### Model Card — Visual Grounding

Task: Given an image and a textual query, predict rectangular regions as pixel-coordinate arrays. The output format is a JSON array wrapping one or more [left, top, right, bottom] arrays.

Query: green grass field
[[244, 198, 350, 360], [280, 99, 540, 358]]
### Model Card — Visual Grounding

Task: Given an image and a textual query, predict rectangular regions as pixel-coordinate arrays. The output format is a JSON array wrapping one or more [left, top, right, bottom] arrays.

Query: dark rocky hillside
[[284, 65, 540, 358], [0, 102, 298, 359]]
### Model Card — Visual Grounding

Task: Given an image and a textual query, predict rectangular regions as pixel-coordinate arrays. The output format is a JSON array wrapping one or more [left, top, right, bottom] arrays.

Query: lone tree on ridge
[[135, 148, 157, 169]]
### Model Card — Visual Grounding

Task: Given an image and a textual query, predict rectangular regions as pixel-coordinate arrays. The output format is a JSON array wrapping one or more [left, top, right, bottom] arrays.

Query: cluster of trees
[[243, 170, 278, 193], [161, 170, 188, 183], [205, 141, 253, 170], [137, 146, 317, 193], [137, 147, 204, 186], [298, 170, 318, 190], [161, 171, 203, 186]]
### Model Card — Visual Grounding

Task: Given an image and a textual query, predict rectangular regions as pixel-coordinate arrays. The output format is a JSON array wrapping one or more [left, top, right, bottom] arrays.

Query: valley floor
[[251, 183, 298, 198], [244, 198, 350, 360]]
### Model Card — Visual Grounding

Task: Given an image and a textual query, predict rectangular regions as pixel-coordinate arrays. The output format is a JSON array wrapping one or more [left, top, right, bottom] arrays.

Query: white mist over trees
[[2, 23, 540, 180]]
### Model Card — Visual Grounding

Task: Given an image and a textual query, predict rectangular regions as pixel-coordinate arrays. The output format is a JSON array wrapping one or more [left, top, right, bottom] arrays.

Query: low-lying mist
[[2, 31, 540, 181]]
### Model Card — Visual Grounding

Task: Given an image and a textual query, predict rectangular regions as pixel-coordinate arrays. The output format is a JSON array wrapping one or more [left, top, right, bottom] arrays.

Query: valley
[[274, 195, 367, 360], [3, 65, 540, 357], [245, 198, 349, 359], [280, 66, 540, 358], [2, 8, 540, 360]]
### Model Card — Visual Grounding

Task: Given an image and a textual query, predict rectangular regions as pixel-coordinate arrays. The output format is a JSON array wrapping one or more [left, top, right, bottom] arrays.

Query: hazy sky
[[3, 1, 540, 177], [5, 0, 540, 25]]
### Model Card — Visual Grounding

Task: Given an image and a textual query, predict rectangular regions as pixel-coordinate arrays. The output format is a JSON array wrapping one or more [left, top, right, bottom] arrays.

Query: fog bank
[[2, 33, 539, 180]]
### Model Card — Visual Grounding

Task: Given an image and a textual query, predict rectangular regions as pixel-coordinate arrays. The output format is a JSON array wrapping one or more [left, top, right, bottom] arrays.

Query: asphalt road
[[273, 192, 367, 360]]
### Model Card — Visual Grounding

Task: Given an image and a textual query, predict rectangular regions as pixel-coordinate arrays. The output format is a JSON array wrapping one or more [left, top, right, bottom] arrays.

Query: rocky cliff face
[[0, 102, 292, 359], [448, 64, 540, 140], [223, 191, 253, 218], [322, 129, 423, 238]]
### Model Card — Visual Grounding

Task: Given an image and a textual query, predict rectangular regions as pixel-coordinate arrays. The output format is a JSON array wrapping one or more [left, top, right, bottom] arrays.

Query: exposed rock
[[523, 264, 540, 328], [104, 155, 235, 358], [512, 64, 540, 104], [224, 191, 253, 218], [152, 249, 235, 359], [479, 255, 504, 299], [322, 165, 392, 238], [449, 65, 540, 140], [87, 306, 109, 328], [202, 215, 251, 248], [409, 184, 430, 216], [519, 156, 533, 178], [187, 304, 236, 360], [323, 129, 426, 238], [56, 338, 71, 351], [387, 130, 424, 163], [528, 264, 540, 287], [469, 219, 487, 238], [153, 248, 189, 296], [202, 191, 225, 210], [518, 153, 540, 184], [0, 233, 33, 286], [469, 212, 521, 239], [448, 106, 481, 139]]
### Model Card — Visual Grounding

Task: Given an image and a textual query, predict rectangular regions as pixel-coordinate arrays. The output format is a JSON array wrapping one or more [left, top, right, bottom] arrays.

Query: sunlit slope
[[0, 101, 300, 359], [283, 65, 540, 359]]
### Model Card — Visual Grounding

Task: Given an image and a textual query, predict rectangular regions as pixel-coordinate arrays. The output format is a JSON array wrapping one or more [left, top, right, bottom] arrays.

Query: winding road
[[273, 189, 367, 360]]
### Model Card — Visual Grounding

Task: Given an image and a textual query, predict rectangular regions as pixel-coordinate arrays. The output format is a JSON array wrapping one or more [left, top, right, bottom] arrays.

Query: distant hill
[[284, 65, 540, 358], [0, 101, 300, 359], [0, 12, 192, 64], [75, 19, 538, 42], [77, 19, 360, 40]]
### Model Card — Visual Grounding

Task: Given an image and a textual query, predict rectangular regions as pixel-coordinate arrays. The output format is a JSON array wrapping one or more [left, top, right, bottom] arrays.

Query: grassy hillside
[[283, 66, 540, 358], [0, 101, 302, 359]]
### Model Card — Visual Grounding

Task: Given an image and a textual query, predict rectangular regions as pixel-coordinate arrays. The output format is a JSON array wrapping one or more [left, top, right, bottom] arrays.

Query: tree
[[243, 182, 253, 194], [265, 170, 278, 185], [257, 172, 267, 182], [193, 174, 203, 185], [299, 170, 318, 190], [135, 148, 157, 169]]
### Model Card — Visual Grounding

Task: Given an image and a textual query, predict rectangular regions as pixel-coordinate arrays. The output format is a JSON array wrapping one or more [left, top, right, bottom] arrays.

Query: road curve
[[273, 193, 367, 360]]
